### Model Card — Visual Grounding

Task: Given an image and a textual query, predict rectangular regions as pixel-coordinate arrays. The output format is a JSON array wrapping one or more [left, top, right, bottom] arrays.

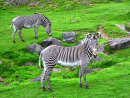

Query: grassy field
[[0, 62, 129, 98], [0, 0, 130, 97]]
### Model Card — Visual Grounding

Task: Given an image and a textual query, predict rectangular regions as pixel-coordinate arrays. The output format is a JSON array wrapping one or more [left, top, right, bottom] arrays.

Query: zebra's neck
[[82, 37, 87, 43], [83, 40, 93, 59]]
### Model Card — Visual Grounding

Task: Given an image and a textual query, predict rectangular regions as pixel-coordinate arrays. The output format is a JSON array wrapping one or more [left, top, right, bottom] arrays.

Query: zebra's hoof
[[35, 36, 38, 39], [43, 87, 46, 91], [86, 85, 90, 89], [13, 41, 16, 43], [49, 88, 53, 92], [80, 84, 83, 88], [22, 40, 25, 42]]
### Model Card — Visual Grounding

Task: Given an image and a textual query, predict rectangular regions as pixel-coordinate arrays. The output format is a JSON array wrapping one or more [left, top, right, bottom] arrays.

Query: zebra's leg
[[79, 66, 83, 88], [46, 68, 54, 92], [41, 70, 46, 91], [18, 30, 25, 42], [34, 27, 38, 39], [12, 28, 17, 43], [82, 65, 90, 89]]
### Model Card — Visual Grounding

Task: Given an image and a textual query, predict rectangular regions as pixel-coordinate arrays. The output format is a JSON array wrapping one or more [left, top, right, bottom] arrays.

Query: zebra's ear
[[95, 32, 101, 39], [87, 33, 92, 39]]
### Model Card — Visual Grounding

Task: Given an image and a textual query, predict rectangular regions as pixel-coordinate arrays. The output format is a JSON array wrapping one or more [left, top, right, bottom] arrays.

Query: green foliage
[[104, 44, 116, 54], [0, 50, 39, 65], [0, 65, 42, 84]]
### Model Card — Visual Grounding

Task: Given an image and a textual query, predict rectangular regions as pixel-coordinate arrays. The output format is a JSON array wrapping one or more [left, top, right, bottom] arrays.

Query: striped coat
[[39, 33, 101, 92], [10, 13, 52, 43], [40, 41, 92, 69]]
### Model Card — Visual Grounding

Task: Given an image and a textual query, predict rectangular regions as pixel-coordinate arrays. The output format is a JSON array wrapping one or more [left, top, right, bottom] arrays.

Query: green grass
[[0, 62, 129, 98], [0, 0, 130, 97]]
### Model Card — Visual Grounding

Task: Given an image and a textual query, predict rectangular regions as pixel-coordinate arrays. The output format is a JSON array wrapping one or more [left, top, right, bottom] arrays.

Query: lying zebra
[[39, 32, 101, 92], [10, 13, 52, 43]]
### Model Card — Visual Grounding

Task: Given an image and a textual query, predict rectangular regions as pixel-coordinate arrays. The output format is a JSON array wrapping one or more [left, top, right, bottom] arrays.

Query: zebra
[[39, 32, 101, 92], [10, 13, 52, 43], [76, 36, 88, 46]]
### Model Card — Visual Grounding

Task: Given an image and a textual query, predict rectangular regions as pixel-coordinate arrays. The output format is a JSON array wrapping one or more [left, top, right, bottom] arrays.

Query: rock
[[25, 62, 35, 66], [28, 3, 35, 6], [35, 2, 39, 6], [5, 1, 10, 5], [41, 38, 62, 47], [40, 6, 44, 8], [0, 61, 2, 64], [28, 2, 39, 6], [53, 68, 62, 73], [30, 68, 62, 83], [70, 19, 77, 22], [115, 23, 130, 35], [115, 24, 128, 31], [97, 44, 105, 53], [106, 0, 119, 2], [128, 23, 130, 28], [0, 77, 3, 84], [45, 0, 51, 1], [8, 0, 32, 6], [66, 6, 69, 9], [28, 43, 43, 54], [114, 64, 117, 66], [30, 76, 41, 83], [108, 38, 130, 49], [114, 0, 119, 2], [62, 32, 76, 43], [86, 68, 103, 74], [127, 32, 130, 35], [71, 67, 77, 71]]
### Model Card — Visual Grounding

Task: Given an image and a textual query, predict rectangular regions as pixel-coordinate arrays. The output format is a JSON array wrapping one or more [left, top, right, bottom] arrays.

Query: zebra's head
[[44, 23, 52, 36], [39, 14, 52, 36], [87, 32, 101, 58]]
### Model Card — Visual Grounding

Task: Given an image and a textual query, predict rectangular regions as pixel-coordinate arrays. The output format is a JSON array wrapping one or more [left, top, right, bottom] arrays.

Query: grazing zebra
[[39, 32, 101, 92], [10, 13, 52, 43]]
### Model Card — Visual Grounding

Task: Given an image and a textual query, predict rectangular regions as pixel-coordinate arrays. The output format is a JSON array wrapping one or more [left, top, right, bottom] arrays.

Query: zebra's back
[[12, 14, 40, 29]]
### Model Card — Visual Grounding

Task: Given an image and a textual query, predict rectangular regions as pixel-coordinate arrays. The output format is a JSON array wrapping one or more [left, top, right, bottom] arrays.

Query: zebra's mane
[[84, 39, 93, 59], [82, 33, 94, 44], [82, 37, 88, 43], [34, 13, 51, 25]]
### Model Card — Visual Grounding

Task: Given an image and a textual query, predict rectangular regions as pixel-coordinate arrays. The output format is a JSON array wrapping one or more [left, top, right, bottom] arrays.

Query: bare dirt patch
[[98, 25, 112, 40]]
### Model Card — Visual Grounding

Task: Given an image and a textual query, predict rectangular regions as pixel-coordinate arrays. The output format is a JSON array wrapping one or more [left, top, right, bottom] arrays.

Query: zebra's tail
[[10, 22, 13, 28], [39, 53, 43, 69]]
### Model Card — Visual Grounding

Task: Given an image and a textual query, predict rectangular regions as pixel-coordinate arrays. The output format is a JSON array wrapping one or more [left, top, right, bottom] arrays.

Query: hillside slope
[[0, 0, 130, 97]]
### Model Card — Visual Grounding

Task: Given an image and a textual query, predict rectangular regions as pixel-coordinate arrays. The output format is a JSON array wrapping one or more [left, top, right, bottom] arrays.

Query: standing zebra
[[10, 13, 52, 43], [39, 32, 101, 92]]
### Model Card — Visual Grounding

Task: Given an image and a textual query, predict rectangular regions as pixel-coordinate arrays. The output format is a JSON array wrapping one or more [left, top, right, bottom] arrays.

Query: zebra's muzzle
[[49, 33, 52, 36], [93, 49, 97, 58], [93, 54, 97, 58]]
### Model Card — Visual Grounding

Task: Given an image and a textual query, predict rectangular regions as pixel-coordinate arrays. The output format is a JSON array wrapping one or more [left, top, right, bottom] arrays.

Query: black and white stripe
[[39, 32, 101, 92], [10, 13, 52, 43]]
